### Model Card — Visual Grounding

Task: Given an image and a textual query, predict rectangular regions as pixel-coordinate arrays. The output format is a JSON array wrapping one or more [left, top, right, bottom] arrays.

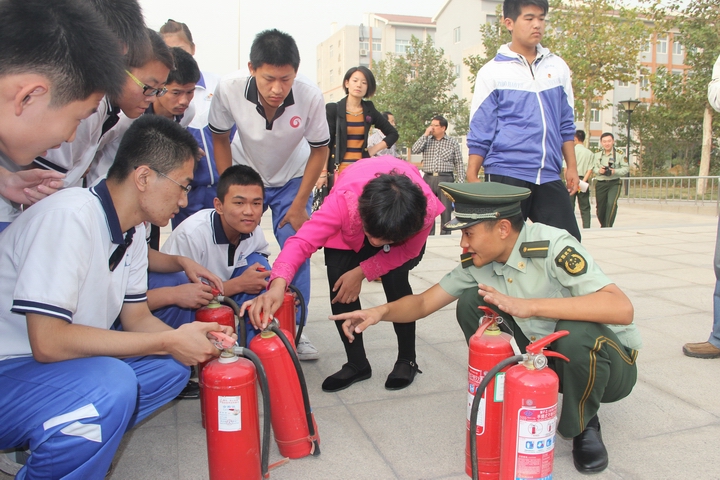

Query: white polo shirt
[[0, 180, 148, 360], [0, 97, 116, 224], [36, 96, 115, 187], [161, 208, 270, 280], [208, 72, 329, 187]]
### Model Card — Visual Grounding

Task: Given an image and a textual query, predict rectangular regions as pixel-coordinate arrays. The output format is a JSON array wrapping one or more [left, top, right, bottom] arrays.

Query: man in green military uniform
[[572, 130, 595, 229], [331, 182, 640, 475], [593, 132, 628, 228]]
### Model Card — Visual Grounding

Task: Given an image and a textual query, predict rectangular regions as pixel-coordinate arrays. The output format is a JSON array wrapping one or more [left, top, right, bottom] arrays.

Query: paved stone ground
[[3, 200, 719, 479]]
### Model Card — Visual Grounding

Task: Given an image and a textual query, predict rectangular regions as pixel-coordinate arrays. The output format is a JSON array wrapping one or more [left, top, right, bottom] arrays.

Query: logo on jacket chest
[[290, 116, 301, 128]]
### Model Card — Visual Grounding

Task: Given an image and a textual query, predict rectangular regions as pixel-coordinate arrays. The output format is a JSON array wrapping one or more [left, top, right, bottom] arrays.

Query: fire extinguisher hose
[[268, 324, 321, 456], [469, 354, 524, 480], [285, 284, 307, 347], [233, 347, 272, 478], [217, 295, 246, 348]]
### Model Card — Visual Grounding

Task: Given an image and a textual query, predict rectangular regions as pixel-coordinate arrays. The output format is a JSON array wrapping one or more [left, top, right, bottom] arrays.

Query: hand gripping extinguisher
[[499, 330, 569, 480], [249, 319, 320, 459], [257, 267, 307, 348], [465, 307, 518, 479], [203, 344, 271, 480]]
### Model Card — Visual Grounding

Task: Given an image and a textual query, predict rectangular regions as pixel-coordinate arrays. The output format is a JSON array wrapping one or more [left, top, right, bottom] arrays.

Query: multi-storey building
[[316, 13, 435, 102]]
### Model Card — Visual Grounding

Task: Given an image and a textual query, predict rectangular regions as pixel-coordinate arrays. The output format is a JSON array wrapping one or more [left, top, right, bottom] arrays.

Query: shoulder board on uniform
[[519, 241, 550, 258]]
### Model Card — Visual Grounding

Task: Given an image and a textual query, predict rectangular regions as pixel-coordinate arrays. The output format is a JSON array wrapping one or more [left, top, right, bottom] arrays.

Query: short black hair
[[0, 0, 125, 105], [107, 115, 200, 181], [148, 29, 175, 71], [479, 213, 525, 233], [342, 66, 377, 98], [167, 47, 200, 85], [250, 29, 300, 71], [503, 0, 549, 21], [575, 130, 586, 142], [432, 115, 448, 129], [159, 19, 194, 48], [217, 165, 265, 202], [600, 132, 614, 141], [382, 111, 394, 120], [358, 171, 427, 243], [86, 0, 152, 69]]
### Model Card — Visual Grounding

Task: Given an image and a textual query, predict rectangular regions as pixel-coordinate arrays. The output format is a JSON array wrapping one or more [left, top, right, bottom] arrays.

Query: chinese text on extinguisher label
[[514, 404, 556, 480], [218, 396, 242, 432], [467, 366, 505, 434]]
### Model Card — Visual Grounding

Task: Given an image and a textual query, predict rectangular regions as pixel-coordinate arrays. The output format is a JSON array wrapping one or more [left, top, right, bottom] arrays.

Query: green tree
[[372, 35, 468, 152], [659, 0, 720, 189], [544, 0, 650, 136]]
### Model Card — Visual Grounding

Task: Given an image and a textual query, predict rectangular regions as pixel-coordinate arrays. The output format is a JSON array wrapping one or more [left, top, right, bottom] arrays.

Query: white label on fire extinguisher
[[514, 404, 557, 480], [218, 396, 241, 432], [467, 368, 506, 434]]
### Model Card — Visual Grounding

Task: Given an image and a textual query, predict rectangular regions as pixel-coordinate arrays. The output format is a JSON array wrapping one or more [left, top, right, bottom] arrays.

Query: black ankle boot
[[322, 362, 372, 392], [384, 359, 422, 390], [572, 415, 609, 474]]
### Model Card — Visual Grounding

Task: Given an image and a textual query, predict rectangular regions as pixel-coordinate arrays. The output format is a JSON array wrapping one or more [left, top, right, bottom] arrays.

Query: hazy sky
[[139, 0, 443, 81]]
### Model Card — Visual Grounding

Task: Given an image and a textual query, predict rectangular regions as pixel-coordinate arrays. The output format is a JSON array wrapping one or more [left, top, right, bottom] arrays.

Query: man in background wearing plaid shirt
[[411, 115, 464, 235]]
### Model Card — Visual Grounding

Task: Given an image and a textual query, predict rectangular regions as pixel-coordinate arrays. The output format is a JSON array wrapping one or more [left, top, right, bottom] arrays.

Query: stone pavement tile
[[347, 391, 466, 480], [650, 265, 713, 283], [639, 353, 720, 417], [629, 295, 704, 324], [609, 271, 697, 291], [416, 308, 468, 346], [111, 425, 179, 480], [605, 424, 720, 479], [653, 284, 714, 311], [268, 404, 400, 480]]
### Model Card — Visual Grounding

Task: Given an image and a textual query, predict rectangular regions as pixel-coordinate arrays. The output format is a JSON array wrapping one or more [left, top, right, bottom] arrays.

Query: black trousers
[[485, 174, 581, 241], [324, 242, 425, 367], [422, 173, 454, 235]]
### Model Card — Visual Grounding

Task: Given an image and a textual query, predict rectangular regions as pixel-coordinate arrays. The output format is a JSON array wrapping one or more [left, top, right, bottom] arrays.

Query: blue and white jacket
[[468, 44, 575, 184]]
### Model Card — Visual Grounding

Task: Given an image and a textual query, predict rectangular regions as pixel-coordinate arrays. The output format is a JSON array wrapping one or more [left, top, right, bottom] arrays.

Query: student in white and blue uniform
[[0, 115, 232, 479], [208, 29, 329, 357], [159, 165, 272, 343]]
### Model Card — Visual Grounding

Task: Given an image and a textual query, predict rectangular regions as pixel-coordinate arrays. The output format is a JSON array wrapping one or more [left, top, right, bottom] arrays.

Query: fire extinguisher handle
[[544, 350, 570, 362], [525, 330, 570, 355], [210, 287, 221, 297]]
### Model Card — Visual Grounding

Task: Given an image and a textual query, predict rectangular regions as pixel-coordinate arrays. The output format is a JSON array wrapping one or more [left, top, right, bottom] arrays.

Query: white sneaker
[[296, 333, 320, 361]]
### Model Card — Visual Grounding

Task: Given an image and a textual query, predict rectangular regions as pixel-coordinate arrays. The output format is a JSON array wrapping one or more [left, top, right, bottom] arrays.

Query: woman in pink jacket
[[243, 156, 444, 392]]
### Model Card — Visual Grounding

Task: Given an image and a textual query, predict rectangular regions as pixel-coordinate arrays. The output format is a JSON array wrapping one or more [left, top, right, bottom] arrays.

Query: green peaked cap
[[439, 182, 530, 230]]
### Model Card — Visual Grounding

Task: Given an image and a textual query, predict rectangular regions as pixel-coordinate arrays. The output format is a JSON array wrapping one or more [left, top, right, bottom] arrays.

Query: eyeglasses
[[125, 70, 168, 97], [109, 228, 135, 272], [151, 167, 192, 194]]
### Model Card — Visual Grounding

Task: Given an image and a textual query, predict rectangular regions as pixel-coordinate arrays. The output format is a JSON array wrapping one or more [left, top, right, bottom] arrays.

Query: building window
[[656, 35, 667, 54], [329, 45, 333, 57], [395, 39, 410, 54], [640, 75, 650, 90], [372, 41, 382, 52], [618, 80, 629, 87], [329, 69, 333, 82], [641, 36, 651, 53], [360, 41, 369, 50], [672, 69, 683, 77], [455, 64, 461, 77], [672, 38, 683, 55], [454, 27, 461, 43], [590, 103, 601, 123]]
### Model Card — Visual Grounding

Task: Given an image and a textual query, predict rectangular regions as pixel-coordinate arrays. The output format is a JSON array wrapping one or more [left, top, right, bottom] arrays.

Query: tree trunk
[[583, 97, 591, 143], [697, 105, 713, 196]]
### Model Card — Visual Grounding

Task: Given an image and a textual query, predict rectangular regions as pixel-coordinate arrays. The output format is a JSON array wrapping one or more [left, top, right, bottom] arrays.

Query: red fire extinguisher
[[249, 321, 320, 459], [196, 290, 246, 428], [465, 307, 515, 479], [204, 344, 271, 480], [499, 330, 569, 480]]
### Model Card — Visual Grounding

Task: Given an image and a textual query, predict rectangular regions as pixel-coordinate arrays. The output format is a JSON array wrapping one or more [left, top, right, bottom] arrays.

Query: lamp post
[[619, 99, 640, 195]]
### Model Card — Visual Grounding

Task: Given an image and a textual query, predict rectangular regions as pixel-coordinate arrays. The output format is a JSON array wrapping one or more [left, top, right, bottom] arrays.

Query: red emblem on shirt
[[290, 116, 301, 128]]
